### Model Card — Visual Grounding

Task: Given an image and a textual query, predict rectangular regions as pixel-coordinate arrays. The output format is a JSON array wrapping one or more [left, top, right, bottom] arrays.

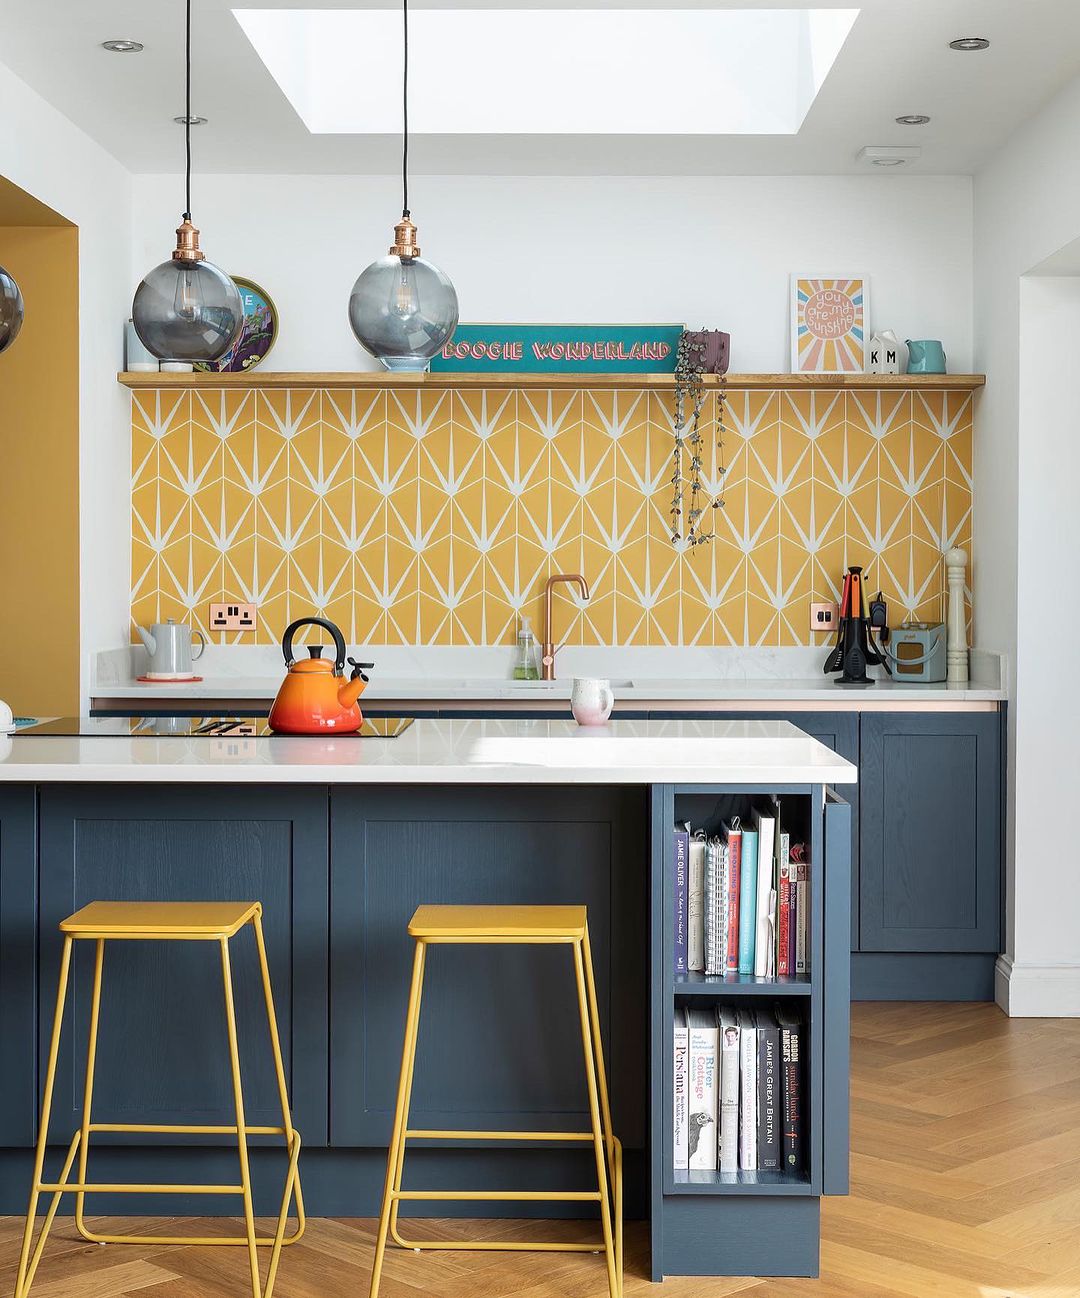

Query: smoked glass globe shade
[[132, 256, 244, 363], [348, 254, 459, 372], [0, 265, 24, 356]]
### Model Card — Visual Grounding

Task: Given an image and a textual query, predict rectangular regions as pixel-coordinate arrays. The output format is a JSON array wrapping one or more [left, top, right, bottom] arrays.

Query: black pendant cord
[[183, 0, 192, 220], [401, 0, 409, 219]]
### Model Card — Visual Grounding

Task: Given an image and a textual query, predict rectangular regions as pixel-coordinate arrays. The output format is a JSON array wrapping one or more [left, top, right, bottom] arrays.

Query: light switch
[[809, 601, 839, 634]]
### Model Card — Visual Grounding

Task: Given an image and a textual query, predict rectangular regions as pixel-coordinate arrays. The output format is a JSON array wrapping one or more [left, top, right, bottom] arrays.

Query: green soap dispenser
[[513, 616, 541, 681]]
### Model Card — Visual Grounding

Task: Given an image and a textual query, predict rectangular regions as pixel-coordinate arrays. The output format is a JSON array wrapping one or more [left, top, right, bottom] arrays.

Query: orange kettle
[[267, 617, 373, 735]]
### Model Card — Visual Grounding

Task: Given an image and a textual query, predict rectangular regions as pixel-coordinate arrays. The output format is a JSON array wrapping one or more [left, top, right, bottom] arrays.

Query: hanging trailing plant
[[670, 329, 730, 546]]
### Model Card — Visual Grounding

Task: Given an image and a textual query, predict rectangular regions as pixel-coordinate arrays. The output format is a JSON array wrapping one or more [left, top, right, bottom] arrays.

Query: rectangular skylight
[[233, 8, 859, 135]]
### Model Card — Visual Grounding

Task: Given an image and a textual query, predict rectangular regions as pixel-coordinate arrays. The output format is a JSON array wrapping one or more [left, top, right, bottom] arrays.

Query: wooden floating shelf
[[118, 370, 986, 392]]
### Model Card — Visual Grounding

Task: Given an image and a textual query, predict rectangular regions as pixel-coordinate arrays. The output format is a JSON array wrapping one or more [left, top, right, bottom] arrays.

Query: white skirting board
[[996, 955, 1080, 1017]]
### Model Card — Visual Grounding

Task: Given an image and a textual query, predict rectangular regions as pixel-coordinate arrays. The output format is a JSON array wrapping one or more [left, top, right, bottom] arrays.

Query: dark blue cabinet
[[0, 786, 38, 1146], [859, 713, 1001, 953], [37, 786, 330, 1144], [328, 785, 647, 1149]]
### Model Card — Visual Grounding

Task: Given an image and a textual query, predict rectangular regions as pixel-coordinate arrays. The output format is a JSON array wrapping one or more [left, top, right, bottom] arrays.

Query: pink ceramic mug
[[571, 677, 615, 726]]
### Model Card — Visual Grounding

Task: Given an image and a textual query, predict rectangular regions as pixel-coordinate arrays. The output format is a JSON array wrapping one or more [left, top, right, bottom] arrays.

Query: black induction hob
[[18, 716, 414, 739]]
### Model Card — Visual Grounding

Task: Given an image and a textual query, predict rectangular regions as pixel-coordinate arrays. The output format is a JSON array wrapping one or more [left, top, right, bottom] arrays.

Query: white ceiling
[[1, 0, 1079, 176]]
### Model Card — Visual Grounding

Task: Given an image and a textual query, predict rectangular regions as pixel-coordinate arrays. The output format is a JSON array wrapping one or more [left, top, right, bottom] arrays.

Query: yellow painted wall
[[131, 384, 972, 648], [0, 223, 80, 714]]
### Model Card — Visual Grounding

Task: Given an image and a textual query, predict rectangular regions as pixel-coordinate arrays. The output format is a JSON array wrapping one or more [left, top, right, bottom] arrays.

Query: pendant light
[[131, 0, 243, 363], [0, 265, 24, 355], [348, 0, 459, 371]]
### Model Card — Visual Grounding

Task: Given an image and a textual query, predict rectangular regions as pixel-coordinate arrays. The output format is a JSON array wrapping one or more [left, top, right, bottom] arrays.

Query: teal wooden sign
[[430, 323, 684, 374]]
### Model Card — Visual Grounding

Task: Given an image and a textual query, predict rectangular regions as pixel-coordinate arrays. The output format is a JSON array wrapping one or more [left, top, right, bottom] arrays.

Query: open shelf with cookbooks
[[649, 782, 851, 1279], [672, 793, 815, 992], [669, 993, 813, 1196]]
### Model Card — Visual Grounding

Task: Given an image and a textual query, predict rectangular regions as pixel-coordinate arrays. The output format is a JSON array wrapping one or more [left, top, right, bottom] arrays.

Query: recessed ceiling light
[[173, 114, 208, 126], [949, 36, 990, 51], [895, 114, 930, 126], [101, 39, 143, 53], [857, 145, 921, 168]]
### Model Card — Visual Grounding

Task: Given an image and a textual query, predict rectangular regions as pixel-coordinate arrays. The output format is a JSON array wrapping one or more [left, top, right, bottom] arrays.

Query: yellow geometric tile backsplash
[[130, 385, 973, 647]]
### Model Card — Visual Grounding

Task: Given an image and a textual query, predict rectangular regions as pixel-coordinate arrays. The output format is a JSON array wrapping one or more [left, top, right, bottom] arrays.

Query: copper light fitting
[[172, 218, 206, 263], [389, 216, 421, 259]]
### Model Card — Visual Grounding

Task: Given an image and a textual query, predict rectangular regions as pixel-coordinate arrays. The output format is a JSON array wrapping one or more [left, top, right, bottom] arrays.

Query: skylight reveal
[[233, 8, 859, 136]]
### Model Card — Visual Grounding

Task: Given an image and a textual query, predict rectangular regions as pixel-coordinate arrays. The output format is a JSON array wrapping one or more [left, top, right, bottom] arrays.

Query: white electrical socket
[[209, 602, 257, 633]]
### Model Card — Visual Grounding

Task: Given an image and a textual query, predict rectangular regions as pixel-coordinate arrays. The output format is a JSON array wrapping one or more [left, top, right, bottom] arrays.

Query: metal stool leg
[[583, 924, 623, 1293], [388, 937, 431, 1252], [252, 912, 306, 1297], [14, 937, 74, 1298], [572, 938, 620, 1298], [370, 938, 427, 1298], [74, 940, 105, 1244], [220, 935, 262, 1298]]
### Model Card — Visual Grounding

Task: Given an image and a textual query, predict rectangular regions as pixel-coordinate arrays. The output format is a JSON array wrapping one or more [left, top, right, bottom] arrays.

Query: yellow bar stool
[[13, 901, 305, 1298], [369, 904, 623, 1298]]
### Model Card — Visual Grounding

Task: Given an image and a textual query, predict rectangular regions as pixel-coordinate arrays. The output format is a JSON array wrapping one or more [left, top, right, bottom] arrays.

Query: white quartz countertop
[[0, 719, 858, 786], [91, 673, 1006, 706]]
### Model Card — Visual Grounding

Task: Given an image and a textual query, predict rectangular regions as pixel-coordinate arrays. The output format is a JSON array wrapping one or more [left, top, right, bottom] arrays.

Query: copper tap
[[541, 574, 590, 680]]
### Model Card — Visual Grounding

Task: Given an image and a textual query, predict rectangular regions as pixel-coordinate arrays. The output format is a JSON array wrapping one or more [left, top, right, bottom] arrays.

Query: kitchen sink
[[461, 678, 635, 690]]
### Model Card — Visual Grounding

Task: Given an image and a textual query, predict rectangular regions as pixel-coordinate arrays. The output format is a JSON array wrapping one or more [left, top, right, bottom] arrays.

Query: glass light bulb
[[390, 259, 420, 320], [173, 264, 205, 323]]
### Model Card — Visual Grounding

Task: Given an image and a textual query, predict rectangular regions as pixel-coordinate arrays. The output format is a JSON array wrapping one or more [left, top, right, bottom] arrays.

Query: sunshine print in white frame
[[790, 275, 869, 373]]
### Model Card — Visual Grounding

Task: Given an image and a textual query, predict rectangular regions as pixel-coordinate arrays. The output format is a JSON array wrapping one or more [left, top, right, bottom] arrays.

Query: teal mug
[[905, 339, 947, 373]]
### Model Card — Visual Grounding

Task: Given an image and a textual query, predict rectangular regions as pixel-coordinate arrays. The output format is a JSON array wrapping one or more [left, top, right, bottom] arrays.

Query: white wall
[[0, 60, 132, 702], [975, 74, 1080, 1014], [1010, 276, 1080, 1011], [131, 173, 974, 372]]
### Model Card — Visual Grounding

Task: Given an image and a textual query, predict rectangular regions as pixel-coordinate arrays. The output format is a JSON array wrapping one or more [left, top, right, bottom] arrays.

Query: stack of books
[[673, 1003, 804, 1176], [673, 807, 809, 979]]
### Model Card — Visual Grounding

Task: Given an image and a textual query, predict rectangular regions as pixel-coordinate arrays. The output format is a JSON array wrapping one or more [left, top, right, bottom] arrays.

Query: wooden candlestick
[[945, 547, 969, 684]]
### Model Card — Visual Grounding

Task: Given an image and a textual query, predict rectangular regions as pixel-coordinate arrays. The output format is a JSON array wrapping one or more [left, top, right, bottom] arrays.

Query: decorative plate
[[194, 276, 278, 373]]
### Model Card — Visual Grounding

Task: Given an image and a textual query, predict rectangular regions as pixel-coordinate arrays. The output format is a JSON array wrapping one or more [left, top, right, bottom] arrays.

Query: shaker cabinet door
[[328, 785, 647, 1150], [0, 786, 38, 1146], [38, 785, 330, 1144], [859, 713, 1001, 953]]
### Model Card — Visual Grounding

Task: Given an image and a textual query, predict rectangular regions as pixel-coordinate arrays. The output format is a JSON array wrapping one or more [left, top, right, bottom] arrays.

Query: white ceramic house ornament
[[865, 330, 904, 374]]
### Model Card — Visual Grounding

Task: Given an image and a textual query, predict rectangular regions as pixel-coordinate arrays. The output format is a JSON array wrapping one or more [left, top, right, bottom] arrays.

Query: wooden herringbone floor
[[4, 1003, 1080, 1298]]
